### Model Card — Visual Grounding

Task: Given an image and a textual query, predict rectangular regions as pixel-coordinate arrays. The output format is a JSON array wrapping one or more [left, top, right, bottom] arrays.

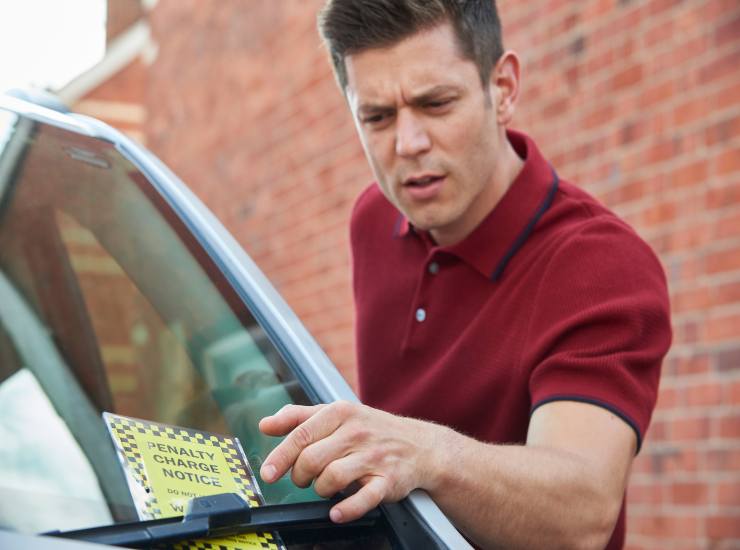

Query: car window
[[0, 110, 403, 548]]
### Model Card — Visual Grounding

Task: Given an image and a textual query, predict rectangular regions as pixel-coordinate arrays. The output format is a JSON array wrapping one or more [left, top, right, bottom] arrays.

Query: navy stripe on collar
[[490, 167, 560, 281], [392, 213, 404, 238]]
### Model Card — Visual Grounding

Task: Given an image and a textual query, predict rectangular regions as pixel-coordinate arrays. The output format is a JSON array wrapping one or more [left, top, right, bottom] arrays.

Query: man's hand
[[258, 401, 439, 523], [258, 400, 635, 548]]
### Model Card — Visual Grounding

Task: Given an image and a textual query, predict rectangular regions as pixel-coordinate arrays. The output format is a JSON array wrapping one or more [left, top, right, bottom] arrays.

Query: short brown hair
[[318, 0, 504, 90]]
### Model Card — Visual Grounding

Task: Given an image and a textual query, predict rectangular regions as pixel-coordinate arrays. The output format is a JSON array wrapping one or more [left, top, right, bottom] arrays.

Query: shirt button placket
[[415, 260, 437, 324]]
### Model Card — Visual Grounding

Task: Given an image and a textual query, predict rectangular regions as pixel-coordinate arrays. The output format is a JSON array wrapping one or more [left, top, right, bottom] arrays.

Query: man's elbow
[[567, 492, 622, 550]]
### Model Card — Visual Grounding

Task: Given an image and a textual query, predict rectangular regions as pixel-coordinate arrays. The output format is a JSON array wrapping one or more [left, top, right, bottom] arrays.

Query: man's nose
[[395, 110, 431, 158]]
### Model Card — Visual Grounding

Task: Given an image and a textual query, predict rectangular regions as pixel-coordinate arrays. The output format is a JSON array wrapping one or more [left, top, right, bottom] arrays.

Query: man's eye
[[362, 113, 392, 126], [425, 99, 452, 110]]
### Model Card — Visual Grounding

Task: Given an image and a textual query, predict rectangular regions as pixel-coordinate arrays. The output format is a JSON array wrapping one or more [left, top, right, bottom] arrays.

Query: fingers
[[291, 433, 352, 489], [260, 402, 350, 483], [310, 452, 366, 497], [258, 404, 324, 436], [330, 476, 388, 523], [258, 402, 417, 524]]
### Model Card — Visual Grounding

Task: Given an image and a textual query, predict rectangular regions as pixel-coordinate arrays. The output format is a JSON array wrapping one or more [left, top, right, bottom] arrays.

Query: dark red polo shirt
[[350, 129, 671, 548]]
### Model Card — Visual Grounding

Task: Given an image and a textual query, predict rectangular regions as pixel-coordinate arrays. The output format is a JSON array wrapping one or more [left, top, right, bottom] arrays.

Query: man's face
[[345, 22, 507, 246]]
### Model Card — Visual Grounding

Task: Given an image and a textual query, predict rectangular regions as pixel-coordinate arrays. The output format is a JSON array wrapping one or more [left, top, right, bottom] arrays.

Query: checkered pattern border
[[108, 415, 163, 517], [104, 413, 285, 550], [169, 530, 276, 550]]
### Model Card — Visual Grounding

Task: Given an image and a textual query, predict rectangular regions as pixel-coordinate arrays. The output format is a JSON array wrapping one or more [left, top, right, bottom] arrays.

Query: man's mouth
[[403, 174, 445, 188], [401, 174, 446, 200]]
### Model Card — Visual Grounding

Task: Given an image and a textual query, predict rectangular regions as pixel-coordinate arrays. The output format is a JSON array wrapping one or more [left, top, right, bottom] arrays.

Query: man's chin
[[406, 216, 444, 234]]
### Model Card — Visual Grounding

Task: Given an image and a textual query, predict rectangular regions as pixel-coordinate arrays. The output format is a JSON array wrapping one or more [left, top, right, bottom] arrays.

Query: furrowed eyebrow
[[408, 85, 461, 106], [357, 85, 463, 115], [357, 105, 395, 119]]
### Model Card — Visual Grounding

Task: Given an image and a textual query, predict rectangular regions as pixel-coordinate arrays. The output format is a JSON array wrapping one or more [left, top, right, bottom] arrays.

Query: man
[[259, 1, 671, 548]]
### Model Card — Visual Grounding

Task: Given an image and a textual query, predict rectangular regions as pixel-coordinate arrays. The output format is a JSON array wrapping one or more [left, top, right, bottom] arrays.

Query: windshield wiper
[[45, 493, 381, 548]]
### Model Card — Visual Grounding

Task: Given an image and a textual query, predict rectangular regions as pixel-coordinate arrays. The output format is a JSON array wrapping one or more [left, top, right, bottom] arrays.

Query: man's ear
[[490, 51, 521, 126]]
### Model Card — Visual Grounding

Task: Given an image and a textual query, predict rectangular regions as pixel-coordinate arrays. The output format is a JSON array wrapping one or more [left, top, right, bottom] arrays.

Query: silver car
[[0, 94, 471, 550]]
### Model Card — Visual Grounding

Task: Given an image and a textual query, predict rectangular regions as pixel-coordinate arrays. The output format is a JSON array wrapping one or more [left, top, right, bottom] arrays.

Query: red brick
[[668, 158, 709, 191], [608, 176, 663, 206], [718, 413, 740, 439], [631, 453, 653, 475], [643, 138, 681, 167], [639, 79, 676, 109], [706, 246, 740, 275], [582, 103, 615, 130], [728, 380, 740, 403], [700, 47, 740, 85], [656, 386, 679, 410], [716, 145, 740, 176], [707, 515, 740, 539], [715, 11, 740, 47], [669, 481, 709, 506], [664, 448, 699, 474], [671, 286, 711, 314], [706, 313, 740, 343], [718, 480, 740, 507], [714, 211, 740, 242], [684, 382, 723, 408], [639, 198, 679, 227], [707, 182, 740, 209], [706, 114, 740, 147], [582, 0, 615, 21], [628, 482, 663, 506], [673, 318, 702, 345], [643, 445, 699, 475], [643, 16, 674, 48], [669, 417, 710, 441], [666, 353, 711, 376], [673, 97, 706, 127], [630, 512, 699, 538], [610, 63, 644, 91], [714, 79, 740, 111], [707, 448, 740, 471], [717, 346, 740, 373]]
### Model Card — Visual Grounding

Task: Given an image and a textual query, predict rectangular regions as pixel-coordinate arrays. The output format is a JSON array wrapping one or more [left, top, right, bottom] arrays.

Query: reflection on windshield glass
[[0, 116, 317, 535], [0, 369, 111, 533], [0, 110, 23, 215], [0, 268, 123, 532]]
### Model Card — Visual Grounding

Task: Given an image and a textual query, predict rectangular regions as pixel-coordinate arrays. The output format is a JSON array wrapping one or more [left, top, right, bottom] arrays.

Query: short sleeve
[[526, 217, 672, 451]]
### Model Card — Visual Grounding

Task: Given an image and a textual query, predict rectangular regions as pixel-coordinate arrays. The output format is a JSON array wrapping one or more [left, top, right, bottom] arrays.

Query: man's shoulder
[[535, 177, 666, 285], [543, 178, 644, 248]]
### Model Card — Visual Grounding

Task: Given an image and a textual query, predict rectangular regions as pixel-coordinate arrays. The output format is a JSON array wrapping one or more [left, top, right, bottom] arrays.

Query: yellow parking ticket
[[103, 412, 285, 550]]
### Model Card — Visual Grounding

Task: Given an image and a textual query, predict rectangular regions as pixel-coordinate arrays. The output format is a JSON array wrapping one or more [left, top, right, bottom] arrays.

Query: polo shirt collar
[[396, 129, 559, 280]]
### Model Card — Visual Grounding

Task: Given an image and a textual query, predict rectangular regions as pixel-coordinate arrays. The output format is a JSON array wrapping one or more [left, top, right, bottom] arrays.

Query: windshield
[[0, 110, 324, 536]]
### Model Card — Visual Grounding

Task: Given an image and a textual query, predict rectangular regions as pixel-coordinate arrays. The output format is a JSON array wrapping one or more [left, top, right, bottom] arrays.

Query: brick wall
[[106, 0, 144, 44], [145, 0, 367, 387], [73, 59, 149, 145], [68, 0, 149, 144], [101, 0, 739, 547], [497, 2, 740, 546]]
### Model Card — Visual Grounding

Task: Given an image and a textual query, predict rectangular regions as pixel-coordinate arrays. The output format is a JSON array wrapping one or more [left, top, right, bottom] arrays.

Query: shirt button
[[415, 308, 427, 322], [428, 262, 440, 275]]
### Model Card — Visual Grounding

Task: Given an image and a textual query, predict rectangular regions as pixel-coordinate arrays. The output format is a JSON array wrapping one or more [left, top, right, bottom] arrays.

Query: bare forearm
[[422, 424, 622, 550], [258, 401, 633, 548]]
